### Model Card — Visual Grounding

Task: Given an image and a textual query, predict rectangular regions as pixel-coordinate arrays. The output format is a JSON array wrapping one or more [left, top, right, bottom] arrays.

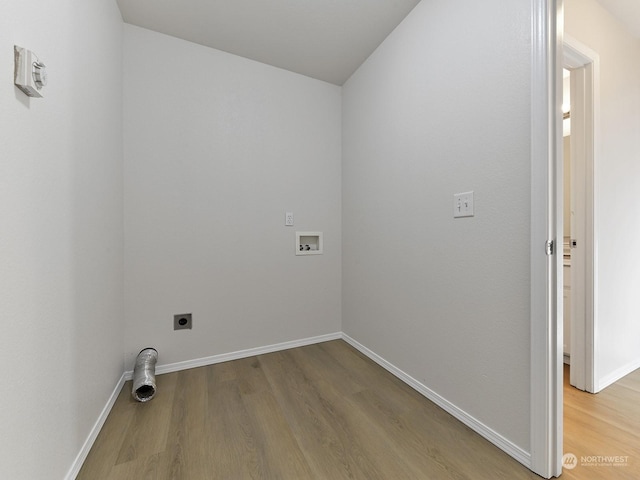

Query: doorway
[[561, 35, 597, 394]]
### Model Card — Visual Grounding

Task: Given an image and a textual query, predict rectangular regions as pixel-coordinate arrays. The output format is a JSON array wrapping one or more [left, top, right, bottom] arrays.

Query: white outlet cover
[[453, 191, 474, 218], [285, 212, 294, 226]]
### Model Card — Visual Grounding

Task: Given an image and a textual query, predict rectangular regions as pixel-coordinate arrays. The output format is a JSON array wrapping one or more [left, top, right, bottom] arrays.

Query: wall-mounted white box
[[14, 46, 47, 98], [296, 232, 323, 255]]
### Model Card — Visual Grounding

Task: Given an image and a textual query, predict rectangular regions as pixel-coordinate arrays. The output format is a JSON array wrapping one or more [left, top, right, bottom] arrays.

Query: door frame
[[563, 35, 599, 393]]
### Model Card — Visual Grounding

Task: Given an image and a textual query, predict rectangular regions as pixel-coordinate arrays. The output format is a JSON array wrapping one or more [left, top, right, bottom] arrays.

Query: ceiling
[[116, 0, 639, 87], [596, 0, 640, 38], [116, 0, 421, 86]]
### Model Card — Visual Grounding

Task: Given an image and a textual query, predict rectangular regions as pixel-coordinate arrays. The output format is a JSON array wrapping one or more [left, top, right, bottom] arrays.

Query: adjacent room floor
[[78, 340, 539, 479], [562, 363, 640, 479]]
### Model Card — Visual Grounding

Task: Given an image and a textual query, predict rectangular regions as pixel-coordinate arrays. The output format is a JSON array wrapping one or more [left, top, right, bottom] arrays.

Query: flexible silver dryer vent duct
[[132, 348, 158, 402]]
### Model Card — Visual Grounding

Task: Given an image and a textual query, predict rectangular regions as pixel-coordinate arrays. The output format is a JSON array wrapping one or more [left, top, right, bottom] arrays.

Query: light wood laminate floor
[[562, 363, 640, 479], [79, 340, 540, 479]]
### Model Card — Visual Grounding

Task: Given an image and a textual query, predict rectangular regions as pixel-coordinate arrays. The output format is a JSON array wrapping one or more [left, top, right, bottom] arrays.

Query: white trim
[[123, 332, 343, 380], [598, 358, 640, 391], [563, 36, 599, 68], [341, 334, 532, 468], [530, 0, 563, 477], [65, 372, 126, 480]]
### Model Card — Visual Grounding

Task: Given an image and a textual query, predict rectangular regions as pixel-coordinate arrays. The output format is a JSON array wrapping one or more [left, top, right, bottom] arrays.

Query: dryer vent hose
[[132, 348, 158, 402]]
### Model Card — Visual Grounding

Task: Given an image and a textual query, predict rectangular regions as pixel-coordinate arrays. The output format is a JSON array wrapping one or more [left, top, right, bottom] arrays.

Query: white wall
[[565, 0, 640, 388], [123, 25, 342, 368], [0, 1, 124, 478], [342, 0, 533, 453]]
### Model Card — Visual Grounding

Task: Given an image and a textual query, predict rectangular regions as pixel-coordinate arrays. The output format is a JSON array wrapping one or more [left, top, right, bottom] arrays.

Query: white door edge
[[530, 0, 563, 477]]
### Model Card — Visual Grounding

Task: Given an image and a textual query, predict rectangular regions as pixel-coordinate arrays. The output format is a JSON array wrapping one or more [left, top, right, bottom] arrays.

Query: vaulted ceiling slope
[[116, 1, 639, 86], [596, 0, 640, 38], [116, 0, 421, 85]]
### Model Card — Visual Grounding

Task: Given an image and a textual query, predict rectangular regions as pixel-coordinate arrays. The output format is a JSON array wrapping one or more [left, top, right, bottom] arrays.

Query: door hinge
[[545, 240, 554, 256]]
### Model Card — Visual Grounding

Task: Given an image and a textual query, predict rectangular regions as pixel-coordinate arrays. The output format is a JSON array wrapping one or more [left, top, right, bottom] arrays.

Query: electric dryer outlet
[[174, 313, 192, 330]]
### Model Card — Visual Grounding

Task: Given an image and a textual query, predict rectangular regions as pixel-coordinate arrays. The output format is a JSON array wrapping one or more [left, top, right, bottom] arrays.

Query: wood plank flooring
[[562, 363, 640, 479], [78, 340, 540, 479]]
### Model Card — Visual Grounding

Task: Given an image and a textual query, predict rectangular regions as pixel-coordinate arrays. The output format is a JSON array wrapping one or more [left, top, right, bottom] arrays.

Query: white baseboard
[[597, 356, 640, 391], [65, 372, 126, 480], [341, 333, 532, 469], [123, 332, 343, 381]]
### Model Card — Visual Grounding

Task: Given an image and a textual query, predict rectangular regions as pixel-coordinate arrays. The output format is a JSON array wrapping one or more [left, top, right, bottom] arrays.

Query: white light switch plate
[[453, 191, 474, 218]]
